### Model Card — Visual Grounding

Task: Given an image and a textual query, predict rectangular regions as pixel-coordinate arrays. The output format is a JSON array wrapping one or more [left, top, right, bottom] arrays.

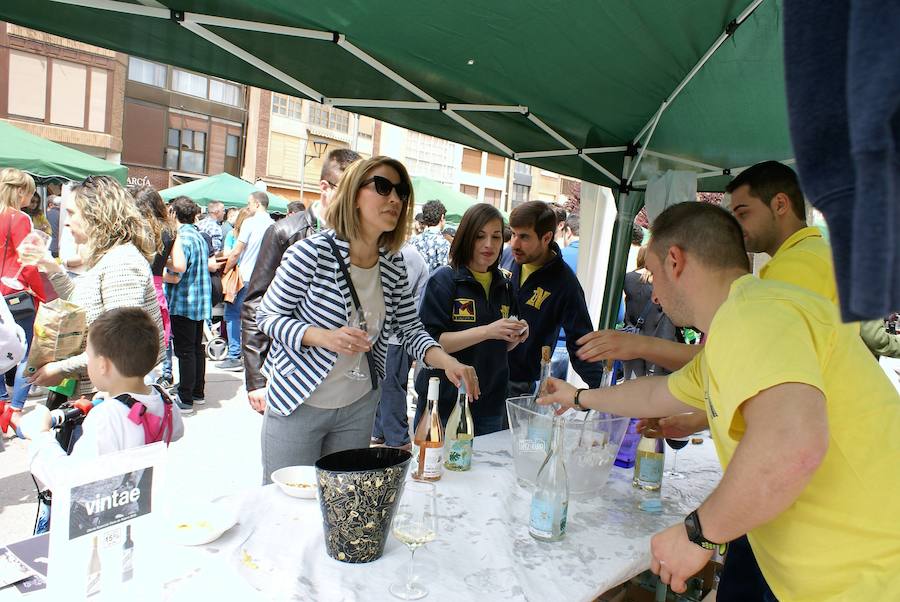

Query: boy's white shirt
[[29, 388, 185, 489]]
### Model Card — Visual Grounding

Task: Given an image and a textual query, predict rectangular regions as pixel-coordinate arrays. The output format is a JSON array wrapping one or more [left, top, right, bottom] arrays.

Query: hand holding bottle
[[484, 317, 525, 343], [535, 377, 578, 413]]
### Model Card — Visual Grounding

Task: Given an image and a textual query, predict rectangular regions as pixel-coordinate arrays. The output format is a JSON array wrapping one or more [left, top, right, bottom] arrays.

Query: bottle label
[[446, 438, 472, 470], [529, 497, 566, 538], [418, 446, 443, 478], [637, 452, 664, 485]]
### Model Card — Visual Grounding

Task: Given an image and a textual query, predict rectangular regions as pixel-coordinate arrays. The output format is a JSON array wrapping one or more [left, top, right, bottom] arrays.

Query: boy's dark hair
[[553, 206, 567, 228], [88, 308, 160, 377], [509, 200, 557, 239], [170, 196, 201, 224], [565, 214, 580, 236], [320, 148, 362, 184], [725, 161, 805, 221], [421, 200, 446, 227], [649, 203, 750, 272], [450, 203, 505, 271]]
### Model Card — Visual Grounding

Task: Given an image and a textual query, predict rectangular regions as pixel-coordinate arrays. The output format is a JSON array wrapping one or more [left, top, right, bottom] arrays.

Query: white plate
[[271, 465, 318, 499], [170, 504, 238, 546]]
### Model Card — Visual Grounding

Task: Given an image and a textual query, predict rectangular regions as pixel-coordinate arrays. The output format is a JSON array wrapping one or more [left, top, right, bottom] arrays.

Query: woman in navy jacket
[[415, 204, 528, 435]]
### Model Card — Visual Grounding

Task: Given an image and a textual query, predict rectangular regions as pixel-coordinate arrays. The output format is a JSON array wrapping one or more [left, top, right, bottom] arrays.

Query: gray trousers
[[261, 387, 381, 485]]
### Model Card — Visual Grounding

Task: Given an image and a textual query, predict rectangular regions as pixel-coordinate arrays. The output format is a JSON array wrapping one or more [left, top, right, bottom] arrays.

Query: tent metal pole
[[642, 150, 723, 172], [443, 111, 514, 156], [583, 146, 629, 154], [628, 103, 665, 182], [184, 14, 333, 40], [527, 114, 577, 150], [337, 37, 437, 102], [598, 154, 635, 330], [632, 0, 766, 144], [448, 104, 528, 113], [326, 99, 440, 110], [580, 155, 622, 187], [515, 149, 580, 160], [179, 22, 324, 102], [51, 0, 167, 18]]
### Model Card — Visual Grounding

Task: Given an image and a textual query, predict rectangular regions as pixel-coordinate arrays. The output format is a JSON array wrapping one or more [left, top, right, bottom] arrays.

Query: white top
[[237, 211, 275, 282], [29, 388, 185, 489], [304, 262, 386, 409]]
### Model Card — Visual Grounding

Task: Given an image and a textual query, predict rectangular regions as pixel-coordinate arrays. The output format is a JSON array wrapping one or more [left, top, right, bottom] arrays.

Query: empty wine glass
[[2, 230, 51, 291], [389, 481, 437, 600], [345, 309, 383, 381], [664, 436, 690, 479]]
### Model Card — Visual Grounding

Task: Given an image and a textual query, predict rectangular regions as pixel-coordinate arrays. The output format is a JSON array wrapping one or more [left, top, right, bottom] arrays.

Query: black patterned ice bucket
[[315, 447, 412, 563]]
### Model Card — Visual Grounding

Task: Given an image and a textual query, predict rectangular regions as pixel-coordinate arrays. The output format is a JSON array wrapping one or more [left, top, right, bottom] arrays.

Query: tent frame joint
[[439, 102, 447, 111], [723, 168, 732, 176], [331, 32, 340, 44], [625, 142, 639, 158], [725, 18, 740, 36], [170, 9, 184, 22]]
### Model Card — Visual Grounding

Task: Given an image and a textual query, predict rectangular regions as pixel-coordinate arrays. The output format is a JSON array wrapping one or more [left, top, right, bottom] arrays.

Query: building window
[[272, 94, 301, 119], [165, 128, 206, 173], [308, 104, 350, 133], [512, 184, 530, 208], [268, 132, 302, 180], [486, 154, 505, 179], [172, 69, 208, 98], [484, 188, 501, 206], [50, 59, 87, 128], [460, 184, 478, 198], [515, 161, 531, 175], [128, 57, 166, 88], [461, 148, 482, 174], [404, 131, 456, 184], [8, 50, 47, 120], [209, 80, 242, 107], [225, 133, 241, 176]]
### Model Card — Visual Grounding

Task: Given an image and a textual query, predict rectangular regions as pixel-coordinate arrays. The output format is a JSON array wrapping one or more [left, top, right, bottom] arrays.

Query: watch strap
[[573, 388, 589, 411], [685, 510, 727, 555]]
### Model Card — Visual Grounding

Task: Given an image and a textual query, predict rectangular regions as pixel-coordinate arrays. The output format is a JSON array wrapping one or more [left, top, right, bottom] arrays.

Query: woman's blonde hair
[[0, 168, 35, 212], [73, 176, 156, 266], [636, 245, 652, 284], [324, 156, 414, 253], [232, 206, 253, 241]]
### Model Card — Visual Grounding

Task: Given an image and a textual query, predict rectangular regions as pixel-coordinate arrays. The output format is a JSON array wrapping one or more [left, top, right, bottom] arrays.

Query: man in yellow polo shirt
[[539, 202, 900, 600]]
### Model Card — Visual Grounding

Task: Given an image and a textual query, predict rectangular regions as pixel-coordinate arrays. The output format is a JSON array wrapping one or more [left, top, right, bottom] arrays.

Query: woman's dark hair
[[450, 203, 505, 271], [170, 195, 201, 224], [130, 184, 172, 255]]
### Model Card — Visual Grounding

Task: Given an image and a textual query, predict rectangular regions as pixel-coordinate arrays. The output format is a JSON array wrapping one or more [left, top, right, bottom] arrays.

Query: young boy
[[21, 307, 185, 488]]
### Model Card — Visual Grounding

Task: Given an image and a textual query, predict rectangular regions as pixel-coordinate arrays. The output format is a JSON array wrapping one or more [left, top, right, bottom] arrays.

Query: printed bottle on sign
[[445, 381, 474, 471], [121, 525, 134, 582], [86, 535, 101, 597], [633, 435, 665, 490], [413, 377, 444, 481], [529, 415, 569, 541]]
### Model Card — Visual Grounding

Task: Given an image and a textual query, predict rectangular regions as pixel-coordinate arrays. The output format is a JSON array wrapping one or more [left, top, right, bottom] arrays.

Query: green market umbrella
[[0, 120, 127, 183], [412, 176, 508, 224], [160, 172, 290, 213]]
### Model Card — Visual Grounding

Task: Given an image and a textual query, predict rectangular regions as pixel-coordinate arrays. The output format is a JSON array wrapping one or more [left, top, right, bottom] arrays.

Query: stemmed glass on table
[[345, 309, 383, 381], [664, 437, 690, 479], [389, 481, 437, 600], [1, 230, 51, 291]]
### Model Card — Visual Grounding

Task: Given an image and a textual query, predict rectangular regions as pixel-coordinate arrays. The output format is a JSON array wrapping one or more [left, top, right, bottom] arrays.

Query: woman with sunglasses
[[31, 176, 164, 396], [257, 156, 480, 480], [414, 204, 529, 436]]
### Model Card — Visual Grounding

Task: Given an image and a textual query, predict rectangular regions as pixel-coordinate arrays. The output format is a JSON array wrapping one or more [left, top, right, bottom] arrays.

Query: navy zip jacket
[[415, 265, 516, 422], [507, 242, 604, 387]]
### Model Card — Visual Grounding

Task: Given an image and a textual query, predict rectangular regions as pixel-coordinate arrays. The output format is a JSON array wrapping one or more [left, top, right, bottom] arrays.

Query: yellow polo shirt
[[668, 275, 900, 601], [760, 226, 836, 303], [471, 270, 492, 299]]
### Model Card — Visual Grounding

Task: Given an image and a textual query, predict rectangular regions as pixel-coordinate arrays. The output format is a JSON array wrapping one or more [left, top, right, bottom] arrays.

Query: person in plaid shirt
[[408, 199, 450, 271], [165, 196, 212, 414]]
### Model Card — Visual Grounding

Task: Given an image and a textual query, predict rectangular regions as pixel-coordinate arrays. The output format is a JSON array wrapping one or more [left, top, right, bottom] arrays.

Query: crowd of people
[[1, 155, 898, 599]]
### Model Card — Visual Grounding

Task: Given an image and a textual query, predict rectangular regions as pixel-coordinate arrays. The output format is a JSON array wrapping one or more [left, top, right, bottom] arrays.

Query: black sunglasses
[[361, 175, 410, 203]]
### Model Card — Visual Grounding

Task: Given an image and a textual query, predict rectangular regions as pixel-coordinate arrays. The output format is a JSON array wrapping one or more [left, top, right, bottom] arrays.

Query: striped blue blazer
[[257, 230, 438, 416]]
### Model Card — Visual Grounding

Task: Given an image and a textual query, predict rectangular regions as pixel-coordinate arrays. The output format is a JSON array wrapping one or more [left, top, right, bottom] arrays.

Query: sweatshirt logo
[[526, 287, 551, 310], [500, 305, 510, 319], [452, 298, 476, 322]]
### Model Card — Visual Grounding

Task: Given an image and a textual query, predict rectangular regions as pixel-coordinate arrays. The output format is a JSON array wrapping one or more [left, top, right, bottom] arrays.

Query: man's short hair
[[565, 214, 580, 236], [649, 202, 750, 272], [320, 148, 362, 184], [725, 161, 805, 221], [414, 212, 425, 225], [88, 307, 160, 378], [170, 196, 201, 224], [421, 200, 447, 227], [250, 191, 269, 209], [509, 200, 557, 239], [553, 206, 567, 228], [631, 223, 644, 246], [287, 201, 305, 214], [207, 200, 224, 213], [503, 225, 512, 243]]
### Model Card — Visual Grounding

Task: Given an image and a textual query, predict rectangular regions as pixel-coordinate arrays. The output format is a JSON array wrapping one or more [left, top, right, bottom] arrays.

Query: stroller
[[203, 302, 227, 361]]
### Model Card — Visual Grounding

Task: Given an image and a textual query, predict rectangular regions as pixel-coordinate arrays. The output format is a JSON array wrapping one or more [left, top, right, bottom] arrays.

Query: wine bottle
[[526, 346, 554, 450], [86, 535, 101, 597], [122, 525, 134, 582], [529, 416, 569, 541], [633, 435, 665, 490], [615, 418, 641, 468], [445, 381, 474, 471], [413, 377, 444, 481]]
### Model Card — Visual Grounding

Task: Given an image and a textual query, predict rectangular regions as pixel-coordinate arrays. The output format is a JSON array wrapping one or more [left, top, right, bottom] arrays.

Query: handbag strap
[[634, 298, 655, 329], [1, 212, 12, 278], [325, 235, 378, 390]]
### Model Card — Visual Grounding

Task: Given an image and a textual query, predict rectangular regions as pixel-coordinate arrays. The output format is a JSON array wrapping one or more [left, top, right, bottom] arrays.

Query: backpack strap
[[115, 387, 174, 446]]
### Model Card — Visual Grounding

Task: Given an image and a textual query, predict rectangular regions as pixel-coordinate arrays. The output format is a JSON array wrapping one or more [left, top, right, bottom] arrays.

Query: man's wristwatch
[[573, 388, 589, 411], [684, 510, 727, 555]]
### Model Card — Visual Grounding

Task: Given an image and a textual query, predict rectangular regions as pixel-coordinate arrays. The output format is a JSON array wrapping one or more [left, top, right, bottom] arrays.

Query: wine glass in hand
[[390, 481, 437, 600], [2, 230, 51, 291], [345, 309, 382, 381]]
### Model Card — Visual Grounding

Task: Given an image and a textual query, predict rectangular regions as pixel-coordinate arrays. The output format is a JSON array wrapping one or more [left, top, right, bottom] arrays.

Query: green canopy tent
[[411, 176, 510, 225], [159, 172, 290, 214], [0, 120, 128, 183], [2, 0, 794, 327]]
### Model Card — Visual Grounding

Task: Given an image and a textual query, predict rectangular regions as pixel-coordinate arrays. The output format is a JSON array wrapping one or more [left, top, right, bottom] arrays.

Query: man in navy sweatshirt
[[506, 201, 605, 396]]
